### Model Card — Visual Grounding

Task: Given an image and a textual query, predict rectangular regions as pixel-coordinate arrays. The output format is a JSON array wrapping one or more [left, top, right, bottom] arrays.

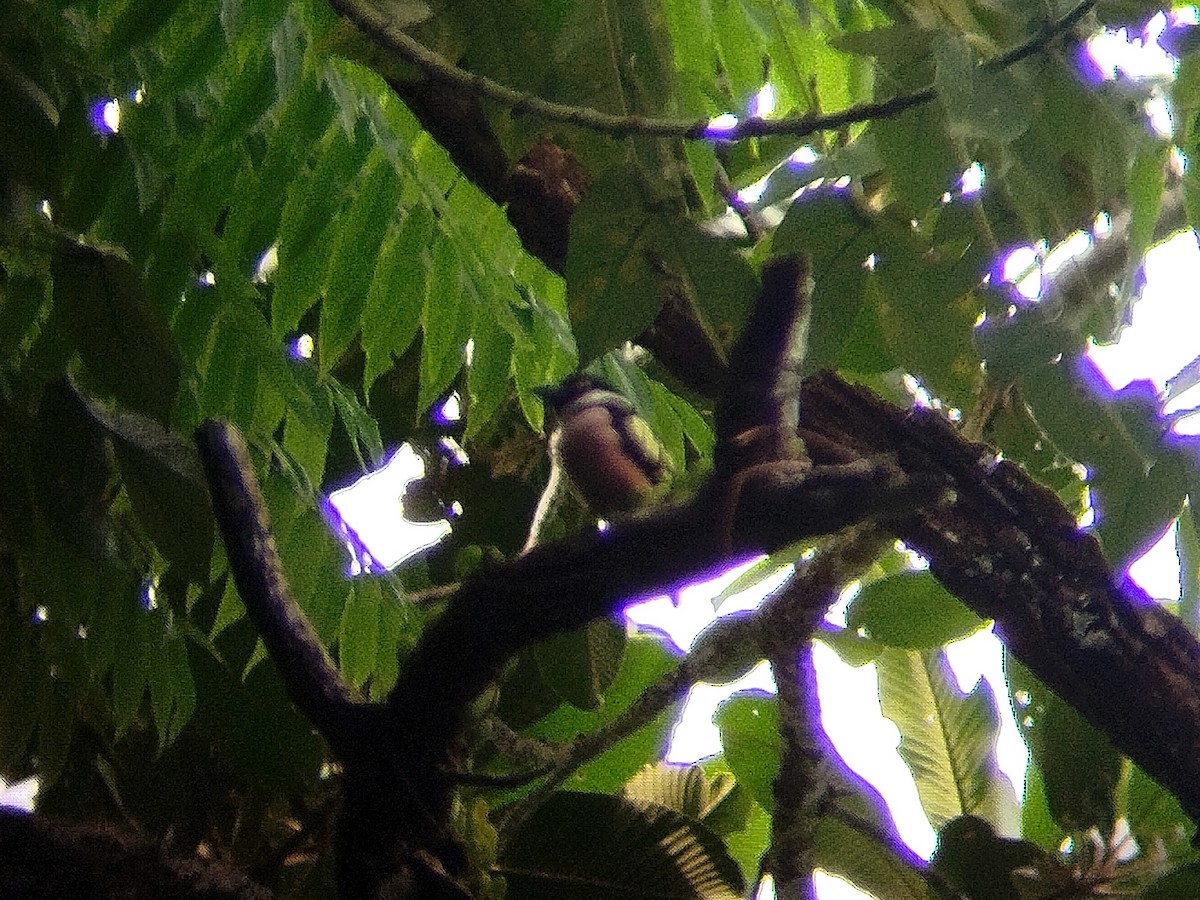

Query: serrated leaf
[[272, 117, 374, 339], [847, 571, 986, 649], [222, 73, 335, 267], [282, 361, 335, 488], [362, 205, 433, 396], [327, 377, 384, 470], [466, 316, 515, 437], [320, 150, 404, 368], [418, 237, 472, 416], [275, 502, 350, 649], [877, 648, 1013, 830]]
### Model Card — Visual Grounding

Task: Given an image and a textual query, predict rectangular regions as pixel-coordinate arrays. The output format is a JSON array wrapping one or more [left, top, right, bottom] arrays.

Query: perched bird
[[536, 376, 672, 518]]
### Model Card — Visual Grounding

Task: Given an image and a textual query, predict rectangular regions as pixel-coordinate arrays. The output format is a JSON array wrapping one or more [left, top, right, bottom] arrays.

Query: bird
[[535, 375, 672, 518]]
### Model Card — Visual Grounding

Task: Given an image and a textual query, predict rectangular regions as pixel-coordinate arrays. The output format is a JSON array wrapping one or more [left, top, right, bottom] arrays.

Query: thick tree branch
[[801, 373, 1200, 826]]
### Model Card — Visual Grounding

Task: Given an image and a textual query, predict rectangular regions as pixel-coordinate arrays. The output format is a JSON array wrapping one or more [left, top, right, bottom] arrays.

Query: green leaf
[[528, 635, 679, 793], [1179, 502, 1200, 629], [327, 377, 384, 470], [1007, 653, 1121, 833], [272, 117, 374, 339], [815, 816, 935, 900], [362, 205, 433, 396], [1019, 358, 1186, 567], [874, 102, 959, 215], [870, 220, 986, 407], [148, 625, 196, 749], [29, 380, 115, 556], [847, 571, 986, 649], [1018, 761, 1064, 852], [934, 35, 1032, 143], [0, 263, 52, 369], [1143, 862, 1200, 899], [1123, 762, 1193, 860], [1117, 141, 1170, 326], [222, 72, 335, 269], [565, 167, 668, 364], [498, 792, 744, 899], [418, 236, 472, 416], [468, 315, 517, 436], [668, 227, 757, 356], [35, 675, 75, 786], [772, 191, 877, 376], [995, 57, 1131, 241], [98, 0, 189, 57], [320, 150, 404, 368], [52, 240, 181, 423], [0, 635, 40, 773], [80, 396, 215, 582], [282, 362, 335, 489], [714, 692, 780, 812], [535, 617, 627, 712], [1099, 447, 1190, 573], [930, 815, 1046, 900], [275, 499, 350, 650], [111, 610, 151, 739], [877, 648, 1014, 830], [623, 762, 750, 838], [339, 577, 381, 689]]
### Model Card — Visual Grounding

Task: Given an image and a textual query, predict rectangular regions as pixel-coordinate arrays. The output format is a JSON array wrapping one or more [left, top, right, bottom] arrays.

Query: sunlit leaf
[[876, 648, 1014, 830]]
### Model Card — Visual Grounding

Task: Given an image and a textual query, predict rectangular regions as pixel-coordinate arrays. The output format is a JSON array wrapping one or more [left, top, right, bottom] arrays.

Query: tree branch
[[327, 0, 1095, 143], [801, 373, 1200, 826], [761, 527, 891, 898], [194, 421, 371, 757]]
